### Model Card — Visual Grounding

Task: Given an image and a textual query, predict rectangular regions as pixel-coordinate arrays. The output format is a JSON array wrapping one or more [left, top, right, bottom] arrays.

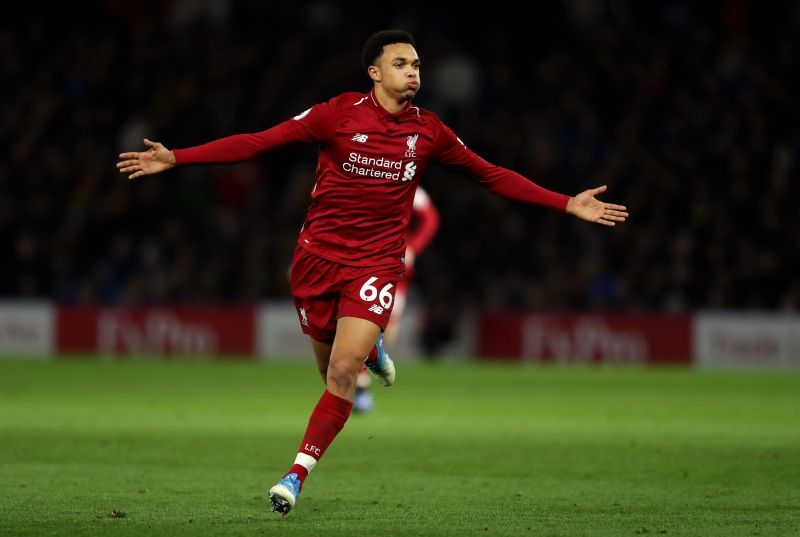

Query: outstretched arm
[[117, 139, 176, 180], [116, 95, 344, 180], [117, 122, 319, 181], [434, 124, 628, 226]]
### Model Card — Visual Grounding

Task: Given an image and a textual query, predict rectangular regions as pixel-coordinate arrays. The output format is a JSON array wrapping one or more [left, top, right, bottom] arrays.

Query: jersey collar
[[369, 88, 415, 120]]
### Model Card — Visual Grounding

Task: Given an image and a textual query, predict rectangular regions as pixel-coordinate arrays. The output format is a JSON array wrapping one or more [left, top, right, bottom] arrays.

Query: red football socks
[[284, 389, 353, 489]]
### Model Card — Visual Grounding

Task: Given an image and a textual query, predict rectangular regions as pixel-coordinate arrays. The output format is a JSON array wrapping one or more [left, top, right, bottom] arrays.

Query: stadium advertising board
[[694, 314, 800, 367], [478, 313, 692, 364], [257, 302, 316, 360], [2, 304, 796, 367], [57, 307, 256, 357], [0, 303, 54, 357]]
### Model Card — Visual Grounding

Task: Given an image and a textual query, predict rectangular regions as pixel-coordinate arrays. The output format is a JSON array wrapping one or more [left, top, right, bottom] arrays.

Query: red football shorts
[[290, 246, 404, 342]]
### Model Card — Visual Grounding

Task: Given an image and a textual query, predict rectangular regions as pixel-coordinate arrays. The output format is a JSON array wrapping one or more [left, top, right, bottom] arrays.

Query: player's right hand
[[116, 138, 176, 180]]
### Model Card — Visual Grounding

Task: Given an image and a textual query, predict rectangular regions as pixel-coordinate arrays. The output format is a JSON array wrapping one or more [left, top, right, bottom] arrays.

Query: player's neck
[[373, 85, 409, 115]]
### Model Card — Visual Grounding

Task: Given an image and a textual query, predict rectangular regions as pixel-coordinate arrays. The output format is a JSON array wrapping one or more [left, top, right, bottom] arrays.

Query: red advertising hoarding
[[478, 313, 691, 364], [57, 307, 256, 357]]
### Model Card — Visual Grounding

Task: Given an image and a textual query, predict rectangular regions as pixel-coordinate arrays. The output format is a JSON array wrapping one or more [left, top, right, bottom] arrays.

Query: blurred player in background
[[117, 29, 627, 516], [354, 186, 439, 413]]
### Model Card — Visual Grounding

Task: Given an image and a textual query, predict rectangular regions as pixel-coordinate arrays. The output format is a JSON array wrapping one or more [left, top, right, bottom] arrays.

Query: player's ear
[[368, 65, 381, 83]]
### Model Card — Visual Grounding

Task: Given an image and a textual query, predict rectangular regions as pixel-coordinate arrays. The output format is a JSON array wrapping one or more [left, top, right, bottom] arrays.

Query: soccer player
[[116, 30, 628, 516], [354, 185, 440, 413]]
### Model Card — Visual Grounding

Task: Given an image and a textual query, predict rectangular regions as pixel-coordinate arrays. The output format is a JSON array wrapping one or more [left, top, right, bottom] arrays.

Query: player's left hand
[[566, 185, 628, 227]]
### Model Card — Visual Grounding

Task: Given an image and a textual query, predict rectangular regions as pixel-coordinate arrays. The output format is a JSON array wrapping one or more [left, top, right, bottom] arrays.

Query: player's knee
[[326, 361, 357, 393]]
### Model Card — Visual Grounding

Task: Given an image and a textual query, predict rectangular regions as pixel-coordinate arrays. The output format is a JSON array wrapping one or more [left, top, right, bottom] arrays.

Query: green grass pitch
[[0, 359, 798, 536]]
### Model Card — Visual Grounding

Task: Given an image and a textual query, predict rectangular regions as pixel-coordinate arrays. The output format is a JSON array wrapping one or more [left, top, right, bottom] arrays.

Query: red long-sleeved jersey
[[173, 89, 569, 267]]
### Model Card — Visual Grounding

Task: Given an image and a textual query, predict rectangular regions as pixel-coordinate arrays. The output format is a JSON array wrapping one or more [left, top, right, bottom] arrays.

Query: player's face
[[374, 43, 421, 99]]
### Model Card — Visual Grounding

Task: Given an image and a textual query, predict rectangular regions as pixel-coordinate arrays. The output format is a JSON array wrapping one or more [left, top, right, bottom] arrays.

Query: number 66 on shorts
[[359, 276, 394, 310], [339, 272, 396, 330]]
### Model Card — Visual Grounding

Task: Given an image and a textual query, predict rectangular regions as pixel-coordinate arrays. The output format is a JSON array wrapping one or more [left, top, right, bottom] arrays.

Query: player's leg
[[326, 316, 381, 399], [268, 335, 336, 516], [269, 318, 379, 515], [310, 338, 333, 383], [269, 262, 400, 516], [353, 364, 374, 413], [354, 283, 397, 411], [363, 280, 406, 386], [269, 332, 336, 517], [310, 337, 373, 414], [269, 247, 340, 515]]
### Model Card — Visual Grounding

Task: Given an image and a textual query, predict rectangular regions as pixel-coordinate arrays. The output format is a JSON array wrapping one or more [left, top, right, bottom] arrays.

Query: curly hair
[[361, 29, 416, 72]]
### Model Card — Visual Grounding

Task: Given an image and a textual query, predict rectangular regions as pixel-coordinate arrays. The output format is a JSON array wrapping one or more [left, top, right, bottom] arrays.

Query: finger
[[596, 218, 616, 227], [605, 209, 629, 217], [119, 165, 140, 173], [129, 171, 144, 180], [143, 138, 157, 148], [590, 185, 608, 196], [606, 203, 627, 211], [116, 160, 138, 168], [604, 214, 626, 222], [119, 152, 140, 159]]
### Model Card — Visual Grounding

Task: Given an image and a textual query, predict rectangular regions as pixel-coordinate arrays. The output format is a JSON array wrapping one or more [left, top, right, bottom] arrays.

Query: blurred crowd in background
[[2, 1, 798, 350]]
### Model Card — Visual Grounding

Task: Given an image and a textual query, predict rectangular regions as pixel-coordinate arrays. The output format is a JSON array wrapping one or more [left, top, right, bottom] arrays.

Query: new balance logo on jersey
[[368, 304, 384, 315], [298, 307, 309, 327], [352, 133, 369, 143], [402, 161, 416, 182], [405, 134, 418, 157]]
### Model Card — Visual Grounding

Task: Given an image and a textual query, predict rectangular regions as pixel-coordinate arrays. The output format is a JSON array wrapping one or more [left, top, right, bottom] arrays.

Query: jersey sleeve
[[407, 188, 440, 254], [173, 96, 342, 165], [433, 122, 570, 212]]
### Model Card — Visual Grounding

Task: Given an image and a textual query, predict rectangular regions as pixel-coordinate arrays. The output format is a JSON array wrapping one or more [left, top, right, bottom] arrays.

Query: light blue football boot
[[364, 332, 396, 386], [268, 473, 301, 517]]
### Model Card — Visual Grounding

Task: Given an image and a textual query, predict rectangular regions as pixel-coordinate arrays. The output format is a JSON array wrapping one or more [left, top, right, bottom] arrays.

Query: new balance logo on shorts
[[368, 304, 384, 315]]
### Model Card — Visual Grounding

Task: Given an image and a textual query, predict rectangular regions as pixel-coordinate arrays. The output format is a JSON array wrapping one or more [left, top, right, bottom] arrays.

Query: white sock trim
[[294, 452, 318, 473]]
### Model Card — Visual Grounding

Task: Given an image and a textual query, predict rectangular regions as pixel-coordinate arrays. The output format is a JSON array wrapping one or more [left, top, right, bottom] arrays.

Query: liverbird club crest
[[405, 134, 418, 157]]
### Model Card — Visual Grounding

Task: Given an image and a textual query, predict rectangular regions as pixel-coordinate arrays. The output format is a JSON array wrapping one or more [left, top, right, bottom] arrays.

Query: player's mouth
[[407, 81, 419, 90]]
